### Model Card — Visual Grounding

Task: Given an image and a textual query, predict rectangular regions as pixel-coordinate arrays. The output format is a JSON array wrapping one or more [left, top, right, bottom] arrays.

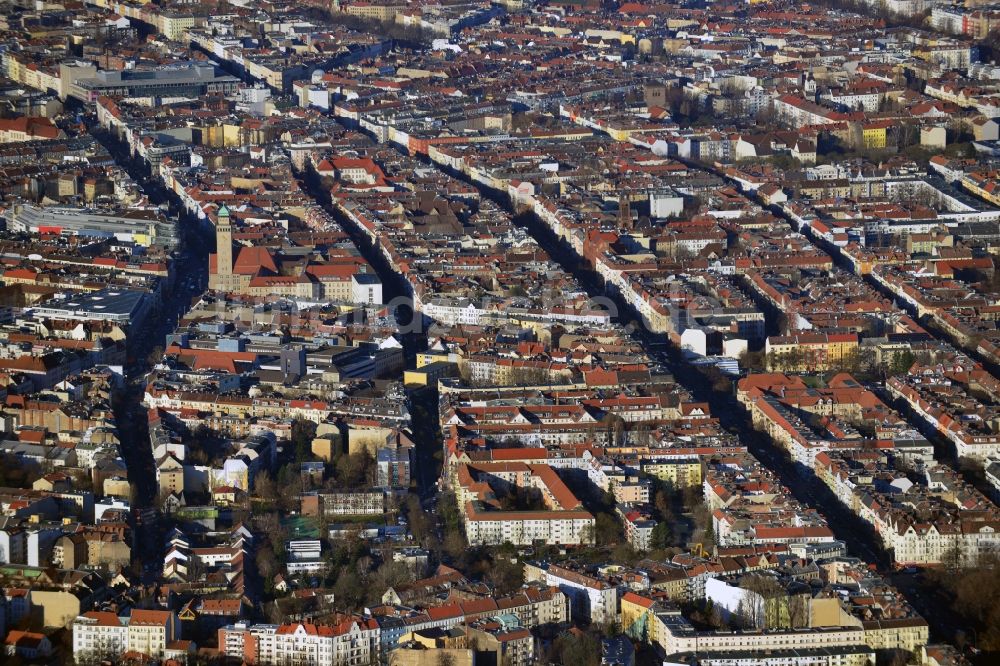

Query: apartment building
[[765, 333, 859, 373], [73, 609, 178, 660], [219, 618, 380, 665], [456, 462, 595, 546], [815, 452, 1000, 565], [524, 563, 619, 626]]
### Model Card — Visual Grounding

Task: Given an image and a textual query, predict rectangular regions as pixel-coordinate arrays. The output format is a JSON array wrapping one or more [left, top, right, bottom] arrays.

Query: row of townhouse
[[885, 360, 1000, 463], [815, 451, 1000, 565], [221, 583, 568, 664], [622, 591, 927, 658], [703, 452, 835, 549], [736, 372, 933, 469]]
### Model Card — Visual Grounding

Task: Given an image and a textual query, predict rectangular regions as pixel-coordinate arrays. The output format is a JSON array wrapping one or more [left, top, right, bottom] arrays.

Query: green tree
[[485, 556, 524, 595], [888, 349, 916, 376], [335, 452, 373, 489], [650, 522, 672, 549], [552, 632, 601, 666], [290, 418, 317, 463], [593, 513, 621, 547], [256, 543, 280, 593], [404, 494, 431, 543], [333, 566, 367, 610], [654, 488, 675, 522], [254, 470, 278, 502], [275, 465, 303, 512]]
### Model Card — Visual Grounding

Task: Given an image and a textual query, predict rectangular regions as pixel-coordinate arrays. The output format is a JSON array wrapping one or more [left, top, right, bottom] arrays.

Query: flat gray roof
[[32, 288, 147, 322]]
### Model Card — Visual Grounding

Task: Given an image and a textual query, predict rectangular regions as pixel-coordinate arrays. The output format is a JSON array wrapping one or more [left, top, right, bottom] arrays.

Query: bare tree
[[735, 593, 765, 629], [789, 594, 810, 628]]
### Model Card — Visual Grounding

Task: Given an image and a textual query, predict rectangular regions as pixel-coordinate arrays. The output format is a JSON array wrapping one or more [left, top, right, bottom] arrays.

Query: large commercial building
[[67, 63, 240, 103], [8, 204, 177, 247], [30, 289, 151, 327]]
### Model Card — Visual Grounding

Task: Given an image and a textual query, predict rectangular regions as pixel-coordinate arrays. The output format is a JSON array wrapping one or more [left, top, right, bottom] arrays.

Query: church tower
[[216, 204, 233, 277], [209, 204, 234, 292], [619, 195, 632, 229]]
